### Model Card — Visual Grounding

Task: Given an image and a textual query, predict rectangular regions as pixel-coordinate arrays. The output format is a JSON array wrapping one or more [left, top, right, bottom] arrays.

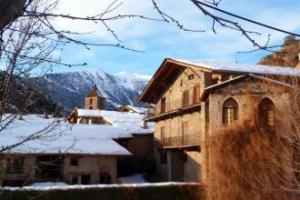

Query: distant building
[[84, 85, 105, 110], [138, 58, 299, 183], [68, 86, 155, 177], [118, 105, 146, 114], [0, 115, 131, 186]]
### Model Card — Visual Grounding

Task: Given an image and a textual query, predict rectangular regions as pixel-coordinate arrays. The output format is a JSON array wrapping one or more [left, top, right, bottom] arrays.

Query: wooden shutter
[[161, 97, 166, 113], [193, 84, 200, 104], [182, 90, 189, 107], [161, 126, 165, 140]]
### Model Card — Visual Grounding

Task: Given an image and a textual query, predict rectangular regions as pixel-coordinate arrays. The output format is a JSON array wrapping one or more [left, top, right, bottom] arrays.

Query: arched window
[[222, 98, 238, 125], [258, 98, 275, 130]]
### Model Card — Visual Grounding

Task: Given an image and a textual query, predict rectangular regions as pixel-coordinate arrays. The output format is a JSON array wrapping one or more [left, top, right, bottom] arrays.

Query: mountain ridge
[[30, 68, 151, 112]]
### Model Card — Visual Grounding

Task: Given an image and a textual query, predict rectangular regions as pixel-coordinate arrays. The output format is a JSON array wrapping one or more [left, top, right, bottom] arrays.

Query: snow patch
[[119, 174, 147, 184]]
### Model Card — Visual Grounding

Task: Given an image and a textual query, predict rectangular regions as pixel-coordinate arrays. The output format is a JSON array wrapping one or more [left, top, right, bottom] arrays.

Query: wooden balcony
[[145, 103, 201, 122], [156, 133, 201, 151]]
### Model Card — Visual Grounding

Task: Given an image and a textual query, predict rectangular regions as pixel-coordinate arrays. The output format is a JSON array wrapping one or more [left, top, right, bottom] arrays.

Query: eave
[[137, 58, 186, 104]]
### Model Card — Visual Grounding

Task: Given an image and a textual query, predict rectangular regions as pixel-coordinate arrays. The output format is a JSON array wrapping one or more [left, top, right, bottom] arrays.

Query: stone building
[[0, 115, 131, 186], [138, 58, 300, 183]]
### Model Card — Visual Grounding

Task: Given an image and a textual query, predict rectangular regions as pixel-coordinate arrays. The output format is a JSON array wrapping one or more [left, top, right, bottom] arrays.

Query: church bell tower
[[84, 85, 104, 110]]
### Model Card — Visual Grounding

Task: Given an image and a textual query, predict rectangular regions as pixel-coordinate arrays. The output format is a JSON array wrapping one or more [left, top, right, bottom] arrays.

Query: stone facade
[[0, 154, 118, 186], [139, 59, 295, 183], [149, 66, 206, 182]]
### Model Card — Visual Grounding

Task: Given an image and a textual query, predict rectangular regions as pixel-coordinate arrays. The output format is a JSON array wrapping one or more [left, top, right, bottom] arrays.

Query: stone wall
[[207, 79, 291, 133], [184, 151, 202, 182], [84, 96, 102, 110], [154, 67, 204, 114], [0, 154, 118, 186]]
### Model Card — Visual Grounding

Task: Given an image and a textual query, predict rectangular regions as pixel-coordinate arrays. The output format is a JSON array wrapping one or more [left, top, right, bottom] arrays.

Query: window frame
[[258, 98, 275, 130], [70, 158, 78, 166], [222, 98, 238, 125], [188, 74, 195, 80]]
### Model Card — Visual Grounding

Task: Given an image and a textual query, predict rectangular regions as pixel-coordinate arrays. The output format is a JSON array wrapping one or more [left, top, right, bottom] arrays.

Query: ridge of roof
[[171, 59, 300, 76]]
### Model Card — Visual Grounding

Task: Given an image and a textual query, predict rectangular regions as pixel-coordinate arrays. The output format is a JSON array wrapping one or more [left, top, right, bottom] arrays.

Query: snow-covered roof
[[172, 59, 300, 76], [77, 109, 101, 117], [100, 110, 154, 134], [0, 115, 131, 155], [76, 109, 154, 135], [125, 105, 146, 114]]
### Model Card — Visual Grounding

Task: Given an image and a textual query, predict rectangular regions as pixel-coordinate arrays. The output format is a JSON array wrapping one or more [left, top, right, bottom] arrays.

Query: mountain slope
[[30, 69, 151, 112]]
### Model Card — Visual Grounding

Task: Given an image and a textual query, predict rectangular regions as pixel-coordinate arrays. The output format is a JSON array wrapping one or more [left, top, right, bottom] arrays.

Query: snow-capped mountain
[[114, 71, 151, 93], [30, 69, 151, 112]]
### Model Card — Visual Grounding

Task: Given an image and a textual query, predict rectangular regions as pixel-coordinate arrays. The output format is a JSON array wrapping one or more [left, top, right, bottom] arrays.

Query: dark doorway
[[99, 172, 112, 184], [36, 155, 64, 180], [81, 174, 91, 184]]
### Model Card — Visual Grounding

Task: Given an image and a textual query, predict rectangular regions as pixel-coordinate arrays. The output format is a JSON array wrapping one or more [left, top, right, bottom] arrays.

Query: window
[[99, 172, 112, 184], [70, 158, 78, 166], [89, 98, 93, 104], [222, 98, 238, 125], [7, 158, 24, 174], [81, 174, 91, 185], [258, 98, 275, 130], [188, 74, 195, 80], [160, 151, 167, 164], [193, 84, 200, 104], [161, 126, 165, 140], [182, 90, 189, 107], [161, 97, 166, 113]]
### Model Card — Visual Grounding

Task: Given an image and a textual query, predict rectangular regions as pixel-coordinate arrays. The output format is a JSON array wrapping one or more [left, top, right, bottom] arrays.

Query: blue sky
[[52, 0, 300, 75]]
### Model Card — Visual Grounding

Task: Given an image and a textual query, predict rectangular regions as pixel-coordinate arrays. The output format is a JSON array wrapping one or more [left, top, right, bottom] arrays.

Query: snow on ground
[[173, 59, 300, 76], [119, 174, 147, 184], [3, 182, 199, 191], [0, 115, 131, 155], [77, 109, 154, 134], [30, 182, 68, 188]]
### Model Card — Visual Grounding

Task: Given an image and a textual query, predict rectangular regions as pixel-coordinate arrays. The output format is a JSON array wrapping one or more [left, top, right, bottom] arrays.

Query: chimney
[[140, 120, 148, 129]]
